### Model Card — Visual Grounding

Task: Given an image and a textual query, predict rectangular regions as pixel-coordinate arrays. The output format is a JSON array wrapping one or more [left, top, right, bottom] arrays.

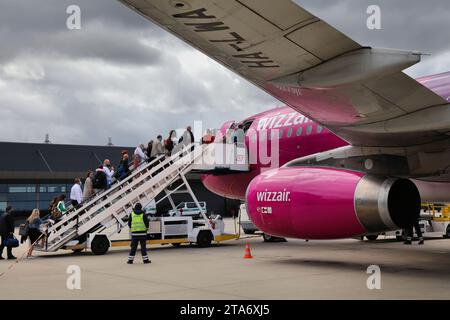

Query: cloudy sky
[[0, 0, 449, 146]]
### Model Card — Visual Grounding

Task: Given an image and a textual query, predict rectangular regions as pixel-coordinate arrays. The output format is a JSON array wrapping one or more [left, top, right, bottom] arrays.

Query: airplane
[[118, 0, 450, 240]]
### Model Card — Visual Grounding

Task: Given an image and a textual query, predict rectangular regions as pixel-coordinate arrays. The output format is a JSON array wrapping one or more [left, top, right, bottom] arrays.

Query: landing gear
[[262, 233, 287, 243], [365, 235, 378, 241]]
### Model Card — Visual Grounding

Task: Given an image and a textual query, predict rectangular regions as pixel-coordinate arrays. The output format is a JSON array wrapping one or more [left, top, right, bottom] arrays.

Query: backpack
[[93, 170, 107, 189]]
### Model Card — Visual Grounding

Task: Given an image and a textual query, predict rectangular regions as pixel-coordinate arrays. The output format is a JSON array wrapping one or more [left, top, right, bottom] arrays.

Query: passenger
[[181, 126, 195, 151], [133, 144, 148, 169], [150, 135, 164, 162], [233, 124, 245, 147], [93, 165, 107, 194], [0, 206, 16, 260], [127, 203, 150, 265], [404, 218, 424, 245], [165, 130, 177, 156], [70, 178, 83, 208], [47, 196, 58, 220], [82, 171, 95, 201], [201, 129, 214, 145], [146, 141, 153, 162], [26, 209, 46, 258], [225, 125, 235, 144], [55, 195, 67, 218], [102, 159, 115, 189], [116, 150, 130, 180], [171, 130, 179, 144]]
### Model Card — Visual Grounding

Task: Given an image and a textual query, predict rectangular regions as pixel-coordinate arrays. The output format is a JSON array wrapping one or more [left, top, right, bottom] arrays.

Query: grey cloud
[[0, 0, 449, 147]]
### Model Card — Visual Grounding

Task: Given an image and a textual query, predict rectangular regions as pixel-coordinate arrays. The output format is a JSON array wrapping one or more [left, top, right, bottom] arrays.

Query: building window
[[8, 186, 36, 193], [40, 184, 67, 193]]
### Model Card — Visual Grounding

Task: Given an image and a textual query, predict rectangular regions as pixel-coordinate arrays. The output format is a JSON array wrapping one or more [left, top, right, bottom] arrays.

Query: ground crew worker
[[404, 217, 424, 245], [127, 203, 150, 264], [0, 206, 16, 260]]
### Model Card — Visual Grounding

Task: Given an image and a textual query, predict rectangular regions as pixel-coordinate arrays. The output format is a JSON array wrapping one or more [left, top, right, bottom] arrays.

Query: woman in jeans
[[26, 209, 46, 258]]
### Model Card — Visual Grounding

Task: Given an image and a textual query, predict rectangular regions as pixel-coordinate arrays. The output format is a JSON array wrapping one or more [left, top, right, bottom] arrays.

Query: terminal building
[[0, 141, 240, 218]]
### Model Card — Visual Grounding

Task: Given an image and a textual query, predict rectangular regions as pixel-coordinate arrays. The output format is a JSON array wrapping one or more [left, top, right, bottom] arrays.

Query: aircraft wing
[[119, 0, 450, 147]]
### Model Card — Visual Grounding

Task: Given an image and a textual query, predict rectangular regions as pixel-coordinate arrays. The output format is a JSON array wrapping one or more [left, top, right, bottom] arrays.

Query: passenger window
[[287, 128, 293, 138], [317, 125, 323, 133], [278, 130, 283, 138], [296, 127, 302, 137], [306, 125, 313, 135]]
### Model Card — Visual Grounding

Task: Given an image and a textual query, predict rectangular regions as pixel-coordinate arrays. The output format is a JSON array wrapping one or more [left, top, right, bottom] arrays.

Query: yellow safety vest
[[130, 211, 147, 233]]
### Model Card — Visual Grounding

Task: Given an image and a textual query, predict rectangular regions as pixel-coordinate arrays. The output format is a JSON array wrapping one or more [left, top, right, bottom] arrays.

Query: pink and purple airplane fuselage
[[202, 72, 450, 240]]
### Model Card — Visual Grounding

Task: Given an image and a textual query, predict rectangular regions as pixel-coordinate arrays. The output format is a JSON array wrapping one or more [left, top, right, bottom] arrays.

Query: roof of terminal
[[0, 141, 134, 180]]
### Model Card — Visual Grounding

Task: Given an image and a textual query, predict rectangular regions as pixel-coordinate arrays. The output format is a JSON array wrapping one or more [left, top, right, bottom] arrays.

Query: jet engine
[[245, 167, 421, 239]]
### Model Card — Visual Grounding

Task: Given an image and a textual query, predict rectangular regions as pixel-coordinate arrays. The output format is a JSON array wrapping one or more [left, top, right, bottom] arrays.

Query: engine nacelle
[[245, 167, 421, 239]]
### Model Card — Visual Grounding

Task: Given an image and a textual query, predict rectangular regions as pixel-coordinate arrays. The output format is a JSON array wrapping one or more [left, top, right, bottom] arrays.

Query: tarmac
[[1, 222, 449, 300]]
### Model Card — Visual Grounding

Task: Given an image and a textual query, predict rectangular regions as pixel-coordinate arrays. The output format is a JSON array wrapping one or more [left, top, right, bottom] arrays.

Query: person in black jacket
[[127, 203, 150, 264], [116, 151, 131, 181], [0, 206, 16, 260]]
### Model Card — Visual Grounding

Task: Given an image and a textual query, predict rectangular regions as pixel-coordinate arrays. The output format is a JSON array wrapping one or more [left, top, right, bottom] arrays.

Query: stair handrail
[[45, 143, 198, 236]]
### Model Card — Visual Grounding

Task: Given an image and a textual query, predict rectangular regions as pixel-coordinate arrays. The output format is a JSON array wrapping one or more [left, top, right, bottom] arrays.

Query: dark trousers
[[406, 221, 423, 240], [71, 200, 79, 208], [128, 235, 148, 261], [0, 233, 13, 258]]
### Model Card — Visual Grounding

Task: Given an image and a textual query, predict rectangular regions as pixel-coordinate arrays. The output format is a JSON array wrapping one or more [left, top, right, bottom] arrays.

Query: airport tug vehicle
[[34, 143, 248, 255]]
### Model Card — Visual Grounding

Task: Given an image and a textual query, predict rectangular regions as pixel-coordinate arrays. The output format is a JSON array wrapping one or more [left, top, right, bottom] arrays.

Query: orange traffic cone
[[243, 241, 253, 259]]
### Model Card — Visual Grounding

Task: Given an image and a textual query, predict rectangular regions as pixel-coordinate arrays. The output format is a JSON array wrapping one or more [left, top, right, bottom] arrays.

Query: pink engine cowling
[[245, 167, 421, 240]]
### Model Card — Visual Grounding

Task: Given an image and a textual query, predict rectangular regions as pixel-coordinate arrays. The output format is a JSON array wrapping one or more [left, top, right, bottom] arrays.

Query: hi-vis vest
[[130, 211, 147, 233]]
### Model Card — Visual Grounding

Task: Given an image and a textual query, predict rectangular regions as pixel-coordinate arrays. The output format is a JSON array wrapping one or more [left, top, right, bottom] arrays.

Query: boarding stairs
[[35, 143, 248, 252]]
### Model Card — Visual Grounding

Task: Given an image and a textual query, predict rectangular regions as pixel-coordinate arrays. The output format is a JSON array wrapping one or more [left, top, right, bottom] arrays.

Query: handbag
[[19, 222, 30, 237], [2, 235, 19, 248], [51, 207, 62, 219]]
